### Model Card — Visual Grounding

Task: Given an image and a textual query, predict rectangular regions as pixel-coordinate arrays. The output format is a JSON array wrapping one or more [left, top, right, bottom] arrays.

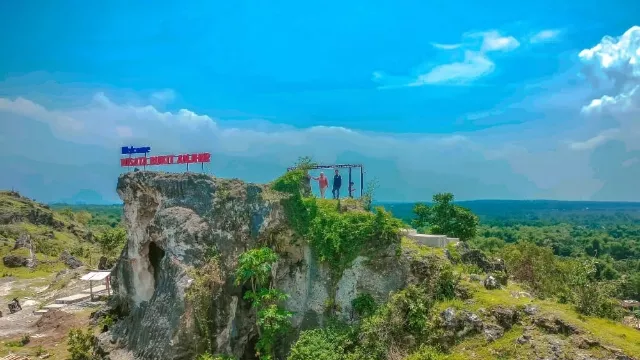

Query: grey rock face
[[103, 172, 408, 360], [13, 233, 32, 250]]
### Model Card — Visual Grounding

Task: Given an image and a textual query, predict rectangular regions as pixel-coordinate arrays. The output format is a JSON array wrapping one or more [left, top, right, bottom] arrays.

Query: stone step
[[44, 303, 66, 309], [55, 293, 90, 304], [34, 309, 49, 315], [81, 285, 107, 294]]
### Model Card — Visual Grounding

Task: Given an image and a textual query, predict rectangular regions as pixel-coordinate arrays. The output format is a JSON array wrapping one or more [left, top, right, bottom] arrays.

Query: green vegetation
[[95, 226, 126, 258], [235, 247, 292, 360], [50, 204, 123, 231], [287, 190, 640, 360], [271, 159, 403, 309], [0, 191, 127, 279], [67, 328, 97, 360], [412, 193, 479, 241], [186, 253, 224, 355]]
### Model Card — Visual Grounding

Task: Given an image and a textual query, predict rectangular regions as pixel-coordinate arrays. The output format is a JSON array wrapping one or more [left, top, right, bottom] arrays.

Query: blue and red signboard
[[120, 146, 210, 168]]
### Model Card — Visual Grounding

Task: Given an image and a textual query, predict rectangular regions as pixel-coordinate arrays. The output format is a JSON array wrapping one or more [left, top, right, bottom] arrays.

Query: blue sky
[[1, 1, 639, 203]]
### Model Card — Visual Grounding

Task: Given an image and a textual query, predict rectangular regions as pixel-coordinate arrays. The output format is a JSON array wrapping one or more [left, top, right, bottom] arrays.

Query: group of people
[[307, 169, 355, 199]]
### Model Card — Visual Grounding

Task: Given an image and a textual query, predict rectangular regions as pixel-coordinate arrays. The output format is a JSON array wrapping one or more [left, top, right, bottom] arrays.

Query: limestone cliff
[[103, 172, 408, 360]]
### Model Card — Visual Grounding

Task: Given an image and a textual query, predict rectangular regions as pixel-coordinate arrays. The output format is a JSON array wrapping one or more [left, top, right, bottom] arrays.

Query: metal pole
[[360, 167, 364, 197]]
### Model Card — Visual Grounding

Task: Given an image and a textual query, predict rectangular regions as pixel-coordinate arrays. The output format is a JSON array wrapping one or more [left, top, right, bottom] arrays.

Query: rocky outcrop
[[13, 233, 33, 250], [2, 254, 29, 268], [59, 250, 83, 269], [103, 172, 408, 360]]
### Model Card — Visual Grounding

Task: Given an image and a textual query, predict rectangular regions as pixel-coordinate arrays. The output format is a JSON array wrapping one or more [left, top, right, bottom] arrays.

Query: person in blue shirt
[[332, 169, 342, 199]]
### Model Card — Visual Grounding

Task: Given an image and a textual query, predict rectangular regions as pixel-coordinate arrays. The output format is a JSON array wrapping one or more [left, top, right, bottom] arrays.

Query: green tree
[[96, 227, 127, 257], [75, 211, 92, 225], [412, 193, 479, 241]]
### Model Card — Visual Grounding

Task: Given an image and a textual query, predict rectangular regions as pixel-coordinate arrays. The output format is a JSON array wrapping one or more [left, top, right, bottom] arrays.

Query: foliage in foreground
[[235, 247, 292, 360], [67, 328, 97, 360]]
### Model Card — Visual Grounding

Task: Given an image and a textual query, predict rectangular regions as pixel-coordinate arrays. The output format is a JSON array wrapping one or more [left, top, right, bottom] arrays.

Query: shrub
[[406, 345, 446, 360], [67, 328, 96, 360], [288, 325, 355, 360], [351, 293, 377, 318]]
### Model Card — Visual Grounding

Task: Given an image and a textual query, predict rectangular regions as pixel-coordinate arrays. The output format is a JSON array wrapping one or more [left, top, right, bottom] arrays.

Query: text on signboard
[[120, 153, 211, 167]]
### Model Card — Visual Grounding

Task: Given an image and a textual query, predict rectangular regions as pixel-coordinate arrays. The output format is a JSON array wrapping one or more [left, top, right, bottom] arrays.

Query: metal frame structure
[[287, 163, 364, 198]]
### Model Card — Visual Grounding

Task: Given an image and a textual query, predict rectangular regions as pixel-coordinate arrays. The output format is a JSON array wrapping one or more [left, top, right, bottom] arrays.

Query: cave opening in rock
[[148, 242, 165, 287]]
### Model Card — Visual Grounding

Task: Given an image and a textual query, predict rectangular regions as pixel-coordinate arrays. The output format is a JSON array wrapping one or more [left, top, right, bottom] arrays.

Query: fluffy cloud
[[374, 30, 520, 87], [1, 89, 582, 202], [574, 26, 640, 150]]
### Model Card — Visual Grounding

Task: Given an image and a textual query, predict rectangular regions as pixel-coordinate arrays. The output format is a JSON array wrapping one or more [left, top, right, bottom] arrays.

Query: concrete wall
[[400, 228, 459, 248]]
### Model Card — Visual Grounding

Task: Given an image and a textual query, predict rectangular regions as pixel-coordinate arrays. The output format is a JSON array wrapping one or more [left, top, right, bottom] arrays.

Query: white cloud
[[374, 30, 519, 87], [574, 25, 640, 150], [529, 29, 562, 44], [431, 42, 462, 50], [150, 89, 176, 104], [0, 90, 599, 201], [469, 30, 520, 52], [410, 51, 495, 86]]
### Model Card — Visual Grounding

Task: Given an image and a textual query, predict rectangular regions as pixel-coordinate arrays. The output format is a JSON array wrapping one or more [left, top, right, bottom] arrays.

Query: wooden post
[[89, 280, 93, 302], [348, 167, 353, 198], [106, 276, 111, 296]]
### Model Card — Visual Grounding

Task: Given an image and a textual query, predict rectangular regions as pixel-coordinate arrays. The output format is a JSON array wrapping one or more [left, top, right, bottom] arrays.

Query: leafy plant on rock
[[235, 247, 292, 360]]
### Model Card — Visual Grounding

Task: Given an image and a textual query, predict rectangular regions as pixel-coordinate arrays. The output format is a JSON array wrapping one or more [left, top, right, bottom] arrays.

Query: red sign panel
[[120, 153, 211, 167]]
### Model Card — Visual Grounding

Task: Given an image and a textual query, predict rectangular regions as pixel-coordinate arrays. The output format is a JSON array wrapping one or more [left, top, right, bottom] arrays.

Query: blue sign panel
[[121, 146, 151, 155]]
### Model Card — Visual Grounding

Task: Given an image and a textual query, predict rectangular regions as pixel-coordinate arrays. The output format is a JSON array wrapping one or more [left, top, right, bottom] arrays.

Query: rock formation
[[102, 172, 408, 360]]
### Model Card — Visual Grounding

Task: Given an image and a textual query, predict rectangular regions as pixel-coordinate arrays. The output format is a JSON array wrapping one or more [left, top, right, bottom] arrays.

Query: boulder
[[516, 333, 532, 344], [456, 242, 506, 273], [441, 308, 458, 330], [492, 306, 519, 330], [534, 315, 581, 335], [523, 304, 538, 316], [484, 275, 500, 290], [59, 250, 83, 269], [98, 256, 115, 270], [2, 254, 29, 268], [483, 323, 504, 342]]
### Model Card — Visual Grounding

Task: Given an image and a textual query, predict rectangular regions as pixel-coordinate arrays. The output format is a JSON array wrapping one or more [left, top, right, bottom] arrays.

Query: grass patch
[[0, 262, 67, 279], [465, 280, 640, 358], [401, 237, 446, 258], [443, 326, 527, 360]]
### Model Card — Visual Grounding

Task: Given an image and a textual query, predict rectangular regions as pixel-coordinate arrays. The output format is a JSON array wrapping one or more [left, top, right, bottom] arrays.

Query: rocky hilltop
[[104, 171, 408, 360], [100, 171, 640, 360]]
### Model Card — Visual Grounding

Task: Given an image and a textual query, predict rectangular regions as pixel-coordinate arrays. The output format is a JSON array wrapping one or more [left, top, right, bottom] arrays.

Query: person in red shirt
[[312, 172, 329, 198]]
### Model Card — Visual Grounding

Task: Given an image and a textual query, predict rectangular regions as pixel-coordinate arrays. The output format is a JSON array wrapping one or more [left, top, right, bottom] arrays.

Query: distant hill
[[0, 190, 100, 277], [378, 200, 640, 226], [55, 189, 120, 205]]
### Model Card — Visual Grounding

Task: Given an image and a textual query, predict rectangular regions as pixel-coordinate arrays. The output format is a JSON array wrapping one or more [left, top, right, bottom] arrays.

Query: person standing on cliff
[[332, 169, 342, 199], [311, 172, 329, 198]]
